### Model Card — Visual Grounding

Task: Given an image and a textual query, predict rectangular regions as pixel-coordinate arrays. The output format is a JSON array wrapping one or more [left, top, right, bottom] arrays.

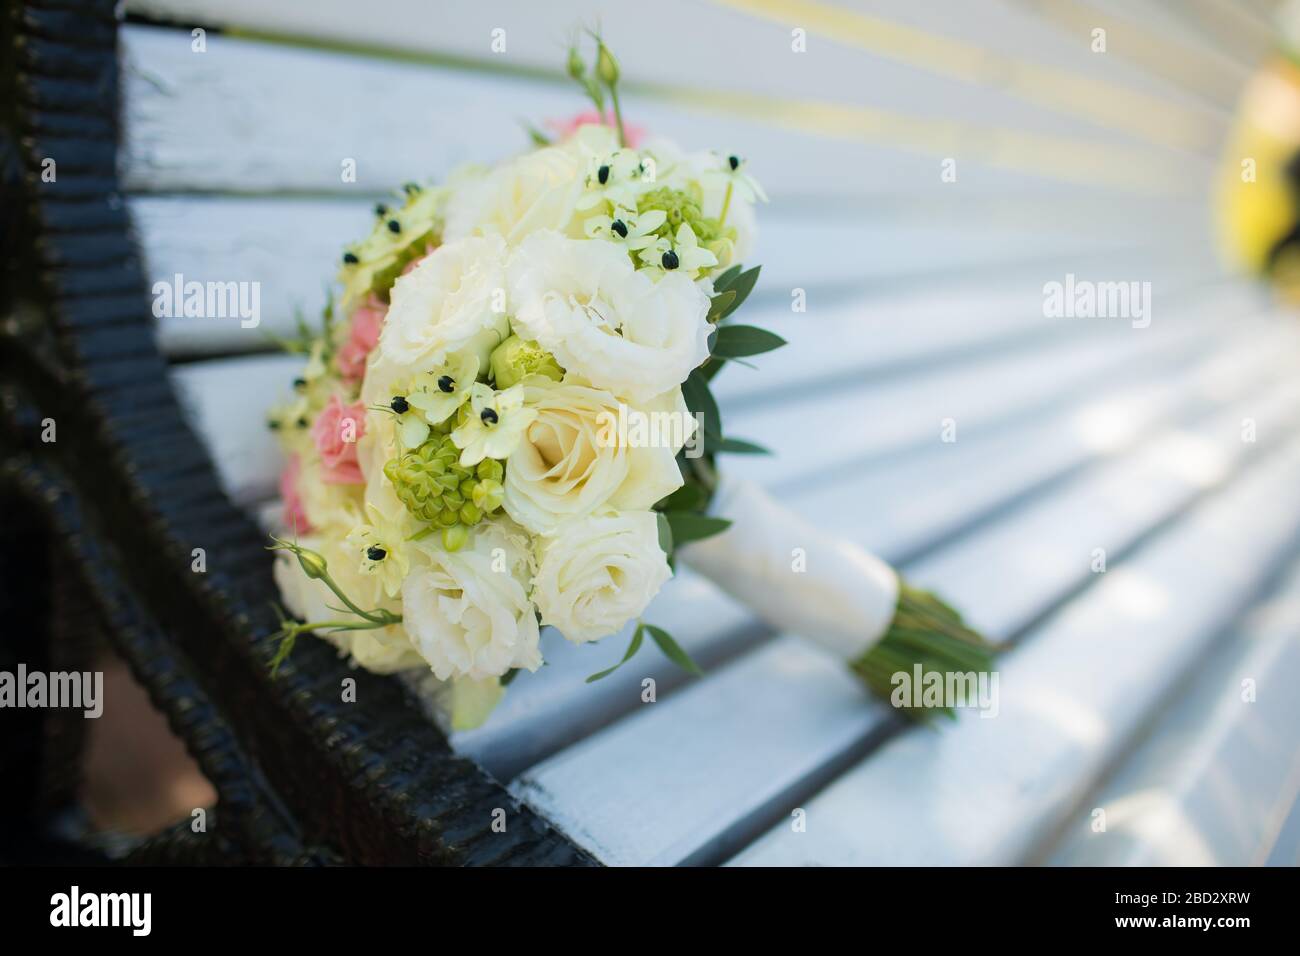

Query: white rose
[[507, 231, 712, 404], [271, 536, 423, 674], [504, 380, 688, 535], [375, 235, 509, 379], [400, 521, 542, 681], [443, 144, 587, 245], [533, 511, 672, 645]]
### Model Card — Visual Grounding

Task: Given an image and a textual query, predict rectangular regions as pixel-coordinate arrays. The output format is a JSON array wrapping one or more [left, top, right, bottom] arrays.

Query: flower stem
[[718, 182, 734, 231], [609, 85, 627, 148], [317, 569, 390, 624], [849, 583, 995, 721], [269, 536, 390, 624]]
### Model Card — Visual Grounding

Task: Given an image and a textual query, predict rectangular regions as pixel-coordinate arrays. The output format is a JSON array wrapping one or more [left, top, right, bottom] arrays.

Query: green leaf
[[712, 264, 743, 292], [663, 512, 732, 547], [500, 667, 522, 687], [656, 511, 674, 557], [269, 631, 297, 677], [682, 369, 722, 440], [643, 624, 703, 677], [713, 436, 770, 455], [585, 625, 645, 683], [654, 481, 707, 513], [714, 265, 761, 321], [707, 289, 736, 324], [711, 324, 786, 358]]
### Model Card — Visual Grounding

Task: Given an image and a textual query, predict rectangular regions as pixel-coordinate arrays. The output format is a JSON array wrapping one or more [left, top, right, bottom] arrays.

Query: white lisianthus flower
[[400, 521, 542, 681], [376, 235, 510, 377], [503, 380, 688, 535], [443, 142, 587, 245], [271, 536, 424, 674], [556, 123, 622, 169], [533, 511, 672, 645], [297, 453, 364, 533], [507, 231, 712, 404]]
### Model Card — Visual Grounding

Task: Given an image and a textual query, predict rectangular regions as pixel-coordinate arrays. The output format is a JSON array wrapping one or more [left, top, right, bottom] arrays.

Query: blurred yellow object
[[1216, 56, 1300, 294]]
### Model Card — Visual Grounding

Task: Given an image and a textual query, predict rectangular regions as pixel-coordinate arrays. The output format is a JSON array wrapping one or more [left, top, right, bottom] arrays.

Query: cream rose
[[375, 235, 510, 380], [507, 231, 712, 404], [400, 521, 542, 681], [532, 511, 672, 645], [504, 380, 689, 535]]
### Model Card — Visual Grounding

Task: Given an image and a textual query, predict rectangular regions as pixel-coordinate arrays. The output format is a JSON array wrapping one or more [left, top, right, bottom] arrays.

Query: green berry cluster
[[384, 432, 506, 551], [638, 186, 730, 245]]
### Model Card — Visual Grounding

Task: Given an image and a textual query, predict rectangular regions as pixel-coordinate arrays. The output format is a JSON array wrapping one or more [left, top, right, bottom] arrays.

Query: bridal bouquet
[[267, 36, 993, 728]]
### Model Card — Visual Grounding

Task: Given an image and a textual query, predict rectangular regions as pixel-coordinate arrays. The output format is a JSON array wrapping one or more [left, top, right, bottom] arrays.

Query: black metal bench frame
[[1, 0, 593, 866]]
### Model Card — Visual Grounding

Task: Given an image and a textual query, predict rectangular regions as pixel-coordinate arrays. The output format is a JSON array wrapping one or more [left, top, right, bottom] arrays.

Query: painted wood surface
[[728, 434, 1300, 865], [1046, 552, 1300, 866]]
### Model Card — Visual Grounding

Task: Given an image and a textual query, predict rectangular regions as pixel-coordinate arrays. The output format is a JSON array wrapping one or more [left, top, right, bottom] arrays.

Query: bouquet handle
[[678, 478, 900, 663]]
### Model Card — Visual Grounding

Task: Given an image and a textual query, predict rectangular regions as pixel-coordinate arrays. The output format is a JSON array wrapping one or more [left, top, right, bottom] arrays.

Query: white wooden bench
[[104, 0, 1300, 864]]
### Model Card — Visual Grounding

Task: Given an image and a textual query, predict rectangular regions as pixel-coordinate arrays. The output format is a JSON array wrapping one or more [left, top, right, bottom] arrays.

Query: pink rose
[[546, 110, 644, 148], [280, 453, 313, 534], [336, 296, 386, 381], [311, 395, 367, 485]]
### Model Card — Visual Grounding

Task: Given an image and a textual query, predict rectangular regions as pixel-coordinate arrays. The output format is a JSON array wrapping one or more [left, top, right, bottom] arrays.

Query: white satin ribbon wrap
[[678, 477, 899, 662]]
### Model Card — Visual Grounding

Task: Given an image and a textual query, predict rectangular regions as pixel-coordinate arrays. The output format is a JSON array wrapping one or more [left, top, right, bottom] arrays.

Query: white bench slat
[[122, 0, 1225, 146], [510, 633, 879, 865], [118, 23, 1208, 199], [724, 292, 1231, 489], [1045, 554, 1300, 866], [727, 433, 1300, 866], [507, 361, 1300, 865], [169, 352, 296, 506], [906, 374, 1300, 640], [132, 192, 1170, 355], [448, 314, 1293, 778], [133, 197, 373, 356], [782, 310, 1300, 563]]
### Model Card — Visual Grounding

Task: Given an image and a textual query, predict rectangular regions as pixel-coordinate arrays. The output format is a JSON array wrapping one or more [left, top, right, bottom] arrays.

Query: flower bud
[[567, 46, 586, 81], [596, 43, 620, 86], [294, 546, 329, 581], [442, 525, 469, 552], [490, 335, 564, 389]]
